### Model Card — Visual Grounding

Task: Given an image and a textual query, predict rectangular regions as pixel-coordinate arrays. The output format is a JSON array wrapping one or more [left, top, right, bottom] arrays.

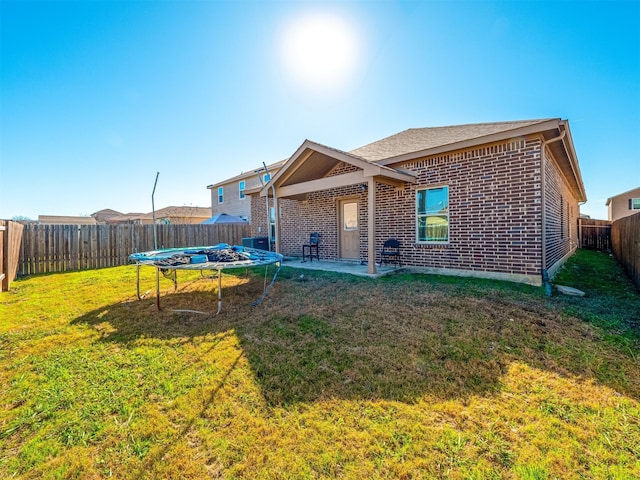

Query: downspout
[[261, 162, 279, 253], [257, 167, 271, 249], [367, 176, 377, 274], [578, 200, 587, 248], [540, 127, 566, 296]]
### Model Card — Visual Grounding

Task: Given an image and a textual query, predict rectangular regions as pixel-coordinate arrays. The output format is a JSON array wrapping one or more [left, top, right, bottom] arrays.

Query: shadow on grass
[[72, 266, 640, 406]]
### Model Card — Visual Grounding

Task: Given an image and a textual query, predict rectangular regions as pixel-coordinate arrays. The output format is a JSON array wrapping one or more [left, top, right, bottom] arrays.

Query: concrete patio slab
[[281, 258, 402, 278]]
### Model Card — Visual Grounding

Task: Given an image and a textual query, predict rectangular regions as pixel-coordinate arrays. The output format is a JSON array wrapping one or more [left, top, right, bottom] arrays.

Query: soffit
[[279, 150, 343, 187], [541, 126, 587, 203]]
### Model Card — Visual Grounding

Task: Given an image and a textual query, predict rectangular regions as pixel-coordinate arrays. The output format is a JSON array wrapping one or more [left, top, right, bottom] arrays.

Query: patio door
[[339, 199, 359, 260]]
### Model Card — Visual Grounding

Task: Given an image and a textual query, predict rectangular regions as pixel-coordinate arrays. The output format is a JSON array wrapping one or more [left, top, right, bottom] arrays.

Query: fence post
[[1, 223, 6, 291], [1, 221, 25, 291]]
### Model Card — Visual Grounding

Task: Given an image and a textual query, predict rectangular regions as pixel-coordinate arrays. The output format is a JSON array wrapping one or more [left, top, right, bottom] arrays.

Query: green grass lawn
[[1, 249, 638, 479]]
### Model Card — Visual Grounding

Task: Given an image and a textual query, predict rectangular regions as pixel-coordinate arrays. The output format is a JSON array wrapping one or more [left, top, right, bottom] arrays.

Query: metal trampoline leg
[[216, 268, 222, 315], [136, 264, 142, 300], [156, 267, 162, 311]]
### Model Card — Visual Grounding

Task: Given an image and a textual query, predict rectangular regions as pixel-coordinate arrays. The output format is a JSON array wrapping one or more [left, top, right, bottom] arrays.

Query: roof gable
[[266, 140, 414, 197]]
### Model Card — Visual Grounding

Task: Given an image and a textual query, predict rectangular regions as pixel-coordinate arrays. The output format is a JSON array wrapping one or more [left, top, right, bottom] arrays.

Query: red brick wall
[[543, 145, 580, 272], [249, 135, 581, 284], [370, 137, 543, 279]]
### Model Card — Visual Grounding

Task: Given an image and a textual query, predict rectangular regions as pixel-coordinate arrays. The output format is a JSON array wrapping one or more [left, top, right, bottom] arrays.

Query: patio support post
[[367, 177, 377, 274], [273, 195, 280, 254]]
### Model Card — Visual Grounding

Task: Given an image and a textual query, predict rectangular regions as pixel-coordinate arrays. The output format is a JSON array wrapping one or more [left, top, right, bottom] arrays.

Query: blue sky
[[1, 0, 638, 221]]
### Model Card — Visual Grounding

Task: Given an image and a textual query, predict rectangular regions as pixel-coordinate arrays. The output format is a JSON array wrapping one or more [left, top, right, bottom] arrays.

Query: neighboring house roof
[[201, 213, 248, 224], [104, 207, 210, 223], [91, 208, 123, 217], [38, 215, 97, 225], [105, 213, 146, 223], [605, 186, 640, 205], [207, 160, 286, 190], [140, 206, 211, 220]]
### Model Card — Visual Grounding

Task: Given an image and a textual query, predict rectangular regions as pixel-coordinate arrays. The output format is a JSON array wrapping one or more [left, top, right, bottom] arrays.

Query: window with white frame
[[218, 186, 224, 204], [239, 180, 246, 199], [630, 198, 640, 210], [416, 186, 449, 243]]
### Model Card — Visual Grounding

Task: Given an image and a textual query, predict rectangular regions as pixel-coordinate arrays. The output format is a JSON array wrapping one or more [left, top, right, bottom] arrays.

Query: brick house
[[245, 119, 586, 286]]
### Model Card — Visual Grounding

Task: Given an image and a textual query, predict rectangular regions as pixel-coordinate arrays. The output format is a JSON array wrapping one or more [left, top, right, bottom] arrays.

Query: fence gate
[[578, 218, 612, 251], [1, 220, 25, 291]]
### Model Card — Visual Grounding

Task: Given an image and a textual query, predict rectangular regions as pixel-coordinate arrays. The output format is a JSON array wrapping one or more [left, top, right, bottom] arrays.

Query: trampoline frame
[[130, 244, 283, 314]]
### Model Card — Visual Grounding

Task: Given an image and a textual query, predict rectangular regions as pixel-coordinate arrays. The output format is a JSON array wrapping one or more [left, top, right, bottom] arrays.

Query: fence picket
[[578, 218, 611, 251], [611, 213, 640, 291], [16, 223, 250, 275]]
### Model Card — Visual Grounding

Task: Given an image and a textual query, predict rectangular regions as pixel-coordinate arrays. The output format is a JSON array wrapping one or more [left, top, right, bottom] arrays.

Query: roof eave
[[558, 120, 587, 203], [206, 160, 286, 189], [374, 119, 563, 167]]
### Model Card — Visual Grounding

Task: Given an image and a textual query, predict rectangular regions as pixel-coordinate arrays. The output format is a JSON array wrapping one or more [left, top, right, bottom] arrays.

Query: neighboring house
[[244, 118, 585, 286], [105, 206, 211, 225], [38, 215, 97, 225], [201, 213, 249, 225], [605, 187, 640, 222], [91, 209, 123, 224], [104, 213, 147, 225], [207, 160, 285, 223], [139, 206, 211, 224]]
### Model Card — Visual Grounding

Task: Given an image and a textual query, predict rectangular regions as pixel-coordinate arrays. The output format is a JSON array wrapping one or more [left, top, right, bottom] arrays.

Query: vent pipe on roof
[[540, 127, 566, 296]]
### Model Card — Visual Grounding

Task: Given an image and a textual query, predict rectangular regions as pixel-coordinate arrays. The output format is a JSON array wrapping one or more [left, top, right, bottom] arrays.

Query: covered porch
[[250, 140, 415, 275]]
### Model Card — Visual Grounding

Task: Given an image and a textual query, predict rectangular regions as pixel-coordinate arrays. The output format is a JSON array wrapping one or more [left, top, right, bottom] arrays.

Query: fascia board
[[558, 120, 587, 202]]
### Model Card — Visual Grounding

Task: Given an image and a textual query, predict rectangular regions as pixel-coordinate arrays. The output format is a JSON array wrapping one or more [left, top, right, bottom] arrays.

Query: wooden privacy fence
[[1, 220, 25, 291], [611, 213, 640, 291], [578, 218, 611, 251], [18, 223, 250, 276]]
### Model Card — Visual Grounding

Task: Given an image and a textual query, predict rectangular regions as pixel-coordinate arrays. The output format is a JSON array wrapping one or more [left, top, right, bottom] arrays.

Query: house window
[[239, 180, 246, 199], [416, 186, 449, 243], [343, 202, 358, 231], [630, 198, 640, 210], [218, 187, 224, 204]]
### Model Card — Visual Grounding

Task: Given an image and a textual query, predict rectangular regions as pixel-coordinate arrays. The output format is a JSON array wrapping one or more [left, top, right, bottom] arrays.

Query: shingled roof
[[349, 119, 555, 162]]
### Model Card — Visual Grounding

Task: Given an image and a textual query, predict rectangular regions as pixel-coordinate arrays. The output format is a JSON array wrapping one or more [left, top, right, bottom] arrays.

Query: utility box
[[241, 237, 269, 251]]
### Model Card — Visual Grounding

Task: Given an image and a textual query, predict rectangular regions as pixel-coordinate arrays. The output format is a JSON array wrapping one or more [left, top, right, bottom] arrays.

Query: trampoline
[[130, 243, 283, 314]]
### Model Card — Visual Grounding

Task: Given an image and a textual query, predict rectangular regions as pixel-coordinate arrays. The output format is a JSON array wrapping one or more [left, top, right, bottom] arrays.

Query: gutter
[[540, 126, 566, 296]]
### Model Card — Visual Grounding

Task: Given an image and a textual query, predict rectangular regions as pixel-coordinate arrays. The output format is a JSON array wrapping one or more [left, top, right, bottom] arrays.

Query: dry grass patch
[[1, 250, 639, 479]]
